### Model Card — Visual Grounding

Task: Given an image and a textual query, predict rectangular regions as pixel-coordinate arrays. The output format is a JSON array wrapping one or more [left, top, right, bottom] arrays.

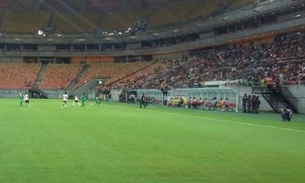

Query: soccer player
[[24, 93, 30, 107], [19, 91, 24, 106], [107, 93, 112, 104], [81, 93, 87, 107], [139, 93, 146, 109], [62, 92, 69, 109], [95, 94, 101, 106], [73, 94, 81, 106]]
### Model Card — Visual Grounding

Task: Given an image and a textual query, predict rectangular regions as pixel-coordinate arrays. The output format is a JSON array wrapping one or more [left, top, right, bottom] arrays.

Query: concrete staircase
[[66, 64, 90, 90], [33, 63, 48, 90]]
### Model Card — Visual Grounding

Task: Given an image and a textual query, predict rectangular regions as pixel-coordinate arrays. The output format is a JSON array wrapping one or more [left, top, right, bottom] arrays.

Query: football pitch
[[0, 98, 305, 183]]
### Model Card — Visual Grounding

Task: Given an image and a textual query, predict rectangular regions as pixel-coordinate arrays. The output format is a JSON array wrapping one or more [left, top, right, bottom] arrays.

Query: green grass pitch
[[0, 98, 305, 183]]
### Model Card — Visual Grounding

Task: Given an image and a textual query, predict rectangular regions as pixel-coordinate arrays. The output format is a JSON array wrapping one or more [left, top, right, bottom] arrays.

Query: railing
[[280, 87, 298, 113], [262, 92, 279, 113]]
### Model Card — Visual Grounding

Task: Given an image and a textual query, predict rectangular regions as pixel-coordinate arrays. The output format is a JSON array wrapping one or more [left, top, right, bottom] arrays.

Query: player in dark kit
[[108, 93, 112, 104], [140, 93, 146, 109], [95, 94, 101, 106]]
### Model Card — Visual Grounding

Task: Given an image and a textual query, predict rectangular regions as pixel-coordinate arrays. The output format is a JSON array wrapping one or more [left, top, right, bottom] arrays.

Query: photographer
[[281, 106, 292, 122]]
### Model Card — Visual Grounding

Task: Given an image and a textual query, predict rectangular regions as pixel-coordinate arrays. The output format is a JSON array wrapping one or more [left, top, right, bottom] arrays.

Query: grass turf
[[0, 99, 305, 183]]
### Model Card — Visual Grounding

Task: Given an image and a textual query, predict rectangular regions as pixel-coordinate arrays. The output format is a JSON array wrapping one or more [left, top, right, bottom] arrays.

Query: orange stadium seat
[[74, 62, 153, 90], [0, 63, 41, 89], [39, 64, 83, 90]]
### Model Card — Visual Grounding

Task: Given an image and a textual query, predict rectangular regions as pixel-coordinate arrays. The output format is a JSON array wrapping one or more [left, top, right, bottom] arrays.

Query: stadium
[[0, 0, 305, 182]]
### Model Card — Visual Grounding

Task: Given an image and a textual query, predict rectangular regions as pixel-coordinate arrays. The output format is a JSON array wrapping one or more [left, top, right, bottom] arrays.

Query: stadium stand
[[122, 32, 305, 90], [39, 64, 83, 90], [108, 61, 169, 89], [0, 63, 41, 89], [0, 0, 304, 92], [74, 62, 154, 90]]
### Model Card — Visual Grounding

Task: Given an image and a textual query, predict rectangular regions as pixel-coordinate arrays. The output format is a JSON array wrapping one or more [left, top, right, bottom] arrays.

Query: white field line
[[153, 110, 305, 133], [110, 104, 305, 133]]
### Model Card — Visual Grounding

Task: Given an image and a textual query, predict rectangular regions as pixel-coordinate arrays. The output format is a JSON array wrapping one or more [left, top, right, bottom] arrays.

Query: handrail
[[279, 87, 298, 113]]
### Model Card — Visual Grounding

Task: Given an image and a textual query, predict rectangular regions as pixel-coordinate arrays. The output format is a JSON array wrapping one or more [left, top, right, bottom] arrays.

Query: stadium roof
[[0, 0, 188, 11]]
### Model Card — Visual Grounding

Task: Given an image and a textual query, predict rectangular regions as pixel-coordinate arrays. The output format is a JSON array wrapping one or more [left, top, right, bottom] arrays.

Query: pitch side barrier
[[136, 89, 164, 105]]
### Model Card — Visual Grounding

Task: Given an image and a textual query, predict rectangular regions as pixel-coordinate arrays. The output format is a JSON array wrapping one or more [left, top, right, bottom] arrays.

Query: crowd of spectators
[[111, 31, 305, 91]]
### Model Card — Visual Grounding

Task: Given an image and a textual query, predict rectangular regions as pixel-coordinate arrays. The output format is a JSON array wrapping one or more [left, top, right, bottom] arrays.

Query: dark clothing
[[242, 95, 247, 112], [247, 96, 252, 113], [254, 98, 261, 114], [140, 95, 146, 108], [282, 109, 292, 121]]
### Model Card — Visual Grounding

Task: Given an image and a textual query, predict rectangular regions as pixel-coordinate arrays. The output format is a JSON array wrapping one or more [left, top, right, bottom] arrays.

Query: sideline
[[109, 103, 305, 134]]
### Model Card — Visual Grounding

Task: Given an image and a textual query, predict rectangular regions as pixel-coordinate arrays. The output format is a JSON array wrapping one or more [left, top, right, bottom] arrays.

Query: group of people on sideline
[[242, 93, 261, 114], [165, 96, 236, 112]]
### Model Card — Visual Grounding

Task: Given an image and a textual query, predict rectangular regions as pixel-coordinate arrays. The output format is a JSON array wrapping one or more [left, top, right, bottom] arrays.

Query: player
[[62, 92, 69, 109], [19, 91, 24, 107], [73, 94, 80, 106], [139, 93, 146, 109], [108, 93, 112, 104], [95, 94, 101, 106], [225, 98, 231, 111], [81, 93, 87, 107], [24, 93, 30, 107]]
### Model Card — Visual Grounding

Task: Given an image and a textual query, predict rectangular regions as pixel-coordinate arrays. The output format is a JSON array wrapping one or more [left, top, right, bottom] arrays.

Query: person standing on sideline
[[19, 91, 24, 107], [81, 93, 87, 107], [247, 95, 252, 113], [62, 92, 69, 109], [254, 96, 261, 114], [108, 93, 112, 104], [24, 93, 30, 107], [242, 93, 247, 113], [140, 93, 146, 109]]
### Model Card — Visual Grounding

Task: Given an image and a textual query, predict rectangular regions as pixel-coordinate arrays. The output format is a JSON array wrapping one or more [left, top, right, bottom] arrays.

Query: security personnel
[[242, 93, 247, 113]]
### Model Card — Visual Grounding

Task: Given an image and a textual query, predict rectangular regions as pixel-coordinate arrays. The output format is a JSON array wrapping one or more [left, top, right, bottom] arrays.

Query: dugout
[[136, 89, 164, 105], [168, 87, 239, 112]]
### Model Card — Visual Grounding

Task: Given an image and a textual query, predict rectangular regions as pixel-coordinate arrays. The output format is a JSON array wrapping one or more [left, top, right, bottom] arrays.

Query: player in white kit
[[24, 93, 30, 107], [73, 94, 81, 106], [62, 92, 69, 109]]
